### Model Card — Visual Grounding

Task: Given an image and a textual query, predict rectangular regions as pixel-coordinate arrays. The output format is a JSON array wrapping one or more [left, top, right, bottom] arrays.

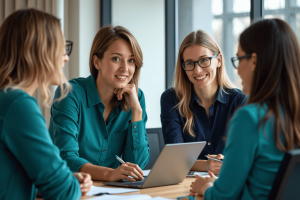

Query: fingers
[[216, 154, 224, 160], [208, 171, 216, 178], [121, 164, 144, 180], [114, 84, 136, 100], [122, 174, 136, 182], [126, 162, 144, 176]]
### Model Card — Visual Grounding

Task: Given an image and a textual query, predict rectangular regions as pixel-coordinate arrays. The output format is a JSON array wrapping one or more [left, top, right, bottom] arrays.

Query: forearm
[[191, 160, 209, 171], [79, 163, 113, 181]]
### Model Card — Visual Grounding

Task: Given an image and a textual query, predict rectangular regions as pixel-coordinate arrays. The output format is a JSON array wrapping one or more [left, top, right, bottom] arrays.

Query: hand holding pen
[[205, 154, 224, 175], [105, 155, 144, 182]]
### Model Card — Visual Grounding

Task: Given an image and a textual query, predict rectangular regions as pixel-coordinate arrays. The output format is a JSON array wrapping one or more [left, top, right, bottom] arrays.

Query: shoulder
[[0, 89, 42, 128], [231, 103, 262, 125], [223, 87, 248, 105], [161, 88, 177, 101]]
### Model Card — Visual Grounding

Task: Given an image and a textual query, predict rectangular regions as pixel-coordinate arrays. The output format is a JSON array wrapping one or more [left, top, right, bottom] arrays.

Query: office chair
[[268, 149, 300, 200], [144, 128, 165, 169]]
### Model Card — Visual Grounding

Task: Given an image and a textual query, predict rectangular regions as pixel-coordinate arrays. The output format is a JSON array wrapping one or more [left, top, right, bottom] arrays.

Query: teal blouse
[[0, 89, 81, 200], [49, 75, 150, 172], [204, 104, 285, 200]]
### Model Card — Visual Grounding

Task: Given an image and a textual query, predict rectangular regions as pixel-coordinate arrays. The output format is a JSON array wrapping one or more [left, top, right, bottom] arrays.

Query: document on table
[[86, 185, 139, 196], [142, 169, 151, 176], [88, 194, 173, 200]]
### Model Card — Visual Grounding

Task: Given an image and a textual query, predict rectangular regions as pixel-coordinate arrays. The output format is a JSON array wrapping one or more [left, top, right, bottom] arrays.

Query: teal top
[[204, 104, 285, 200], [0, 89, 81, 200], [49, 75, 150, 172]]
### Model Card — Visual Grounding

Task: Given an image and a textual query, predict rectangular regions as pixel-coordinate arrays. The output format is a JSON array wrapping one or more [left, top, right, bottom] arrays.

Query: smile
[[115, 75, 127, 80], [194, 74, 207, 80]]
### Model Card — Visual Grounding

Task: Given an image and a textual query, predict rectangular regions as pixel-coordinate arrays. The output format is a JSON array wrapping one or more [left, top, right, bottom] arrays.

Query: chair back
[[268, 149, 300, 200], [144, 128, 165, 169]]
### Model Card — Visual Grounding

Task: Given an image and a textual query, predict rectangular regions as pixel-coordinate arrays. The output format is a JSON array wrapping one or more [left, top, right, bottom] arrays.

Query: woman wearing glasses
[[0, 9, 92, 200], [190, 18, 300, 199], [160, 30, 247, 174], [49, 25, 149, 182]]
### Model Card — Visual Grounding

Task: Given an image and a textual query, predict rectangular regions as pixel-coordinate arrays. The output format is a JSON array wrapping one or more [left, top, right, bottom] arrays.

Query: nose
[[63, 54, 69, 63], [193, 63, 203, 73], [120, 60, 129, 72]]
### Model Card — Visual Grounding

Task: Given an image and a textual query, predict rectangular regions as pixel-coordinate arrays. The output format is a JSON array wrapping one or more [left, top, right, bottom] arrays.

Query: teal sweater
[[205, 104, 285, 200], [0, 89, 81, 200]]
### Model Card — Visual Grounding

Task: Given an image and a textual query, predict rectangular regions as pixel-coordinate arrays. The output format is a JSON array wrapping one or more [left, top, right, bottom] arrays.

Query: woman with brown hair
[[49, 25, 149, 182], [161, 30, 247, 174], [0, 9, 92, 200], [190, 18, 300, 199]]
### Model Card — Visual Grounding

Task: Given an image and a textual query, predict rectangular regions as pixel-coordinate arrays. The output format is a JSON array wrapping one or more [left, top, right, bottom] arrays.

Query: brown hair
[[0, 9, 70, 105], [89, 25, 143, 111], [240, 18, 300, 151], [173, 30, 234, 136]]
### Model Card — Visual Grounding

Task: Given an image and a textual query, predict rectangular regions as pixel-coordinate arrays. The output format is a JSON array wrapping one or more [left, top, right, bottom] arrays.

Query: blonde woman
[[161, 30, 247, 174], [0, 9, 92, 200], [49, 25, 149, 182]]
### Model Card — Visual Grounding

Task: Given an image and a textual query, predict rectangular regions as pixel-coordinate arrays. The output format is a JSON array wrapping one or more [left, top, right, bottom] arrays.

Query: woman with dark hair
[[0, 9, 92, 200], [190, 18, 300, 199], [49, 25, 149, 182]]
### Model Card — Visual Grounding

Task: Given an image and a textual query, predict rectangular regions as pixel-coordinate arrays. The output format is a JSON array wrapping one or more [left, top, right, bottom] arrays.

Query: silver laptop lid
[[142, 141, 206, 188]]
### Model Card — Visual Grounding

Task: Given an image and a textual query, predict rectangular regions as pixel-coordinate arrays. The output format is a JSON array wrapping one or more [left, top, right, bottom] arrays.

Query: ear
[[251, 53, 257, 72], [93, 55, 101, 70], [217, 54, 223, 67]]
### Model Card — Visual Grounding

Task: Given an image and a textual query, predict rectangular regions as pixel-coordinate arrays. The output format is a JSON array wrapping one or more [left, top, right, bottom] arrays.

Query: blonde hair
[[0, 9, 70, 106], [173, 30, 235, 136], [89, 25, 143, 111]]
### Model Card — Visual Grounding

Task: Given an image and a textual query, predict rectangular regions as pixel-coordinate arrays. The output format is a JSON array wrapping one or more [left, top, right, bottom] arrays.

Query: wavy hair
[[240, 19, 300, 151], [89, 25, 143, 111], [173, 30, 234, 137], [0, 9, 71, 106]]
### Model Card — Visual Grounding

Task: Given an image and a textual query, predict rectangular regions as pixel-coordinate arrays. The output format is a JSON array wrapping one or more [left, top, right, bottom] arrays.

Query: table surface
[[37, 177, 204, 200]]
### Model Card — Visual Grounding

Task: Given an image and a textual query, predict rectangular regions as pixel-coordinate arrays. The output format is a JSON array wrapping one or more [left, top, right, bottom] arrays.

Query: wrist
[[103, 168, 114, 181], [131, 106, 142, 113], [201, 182, 213, 196]]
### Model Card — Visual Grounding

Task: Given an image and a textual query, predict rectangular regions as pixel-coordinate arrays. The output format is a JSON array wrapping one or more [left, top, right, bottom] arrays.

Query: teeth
[[195, 75, 206, 80], [116, 76, 126, 80]]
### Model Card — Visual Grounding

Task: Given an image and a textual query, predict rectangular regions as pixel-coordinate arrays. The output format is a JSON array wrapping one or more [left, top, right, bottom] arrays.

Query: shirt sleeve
[[3, 96, 81, 200], [122, 89, 150, 169], [50, 87, 90, 172], [160, 90, 184, 144], [204, 107, 258, 200]]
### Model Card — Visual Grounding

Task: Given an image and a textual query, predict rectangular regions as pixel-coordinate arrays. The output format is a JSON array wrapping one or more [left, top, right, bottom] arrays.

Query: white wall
[[112, 0, 165, 129], [66, 0, 100, 80]]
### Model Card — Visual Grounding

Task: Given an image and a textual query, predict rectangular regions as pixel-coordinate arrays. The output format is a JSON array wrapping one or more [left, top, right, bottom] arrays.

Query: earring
[[218, 63, 221, 67]]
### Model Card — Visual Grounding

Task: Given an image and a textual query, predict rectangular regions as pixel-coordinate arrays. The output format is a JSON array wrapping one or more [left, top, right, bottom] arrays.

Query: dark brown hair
[[89, 25, 143, 111], [240, 19, 300, 151]]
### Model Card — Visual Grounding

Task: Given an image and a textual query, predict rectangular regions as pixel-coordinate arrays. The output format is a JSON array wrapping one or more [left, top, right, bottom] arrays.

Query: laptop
[[103, 141, 206, 188]]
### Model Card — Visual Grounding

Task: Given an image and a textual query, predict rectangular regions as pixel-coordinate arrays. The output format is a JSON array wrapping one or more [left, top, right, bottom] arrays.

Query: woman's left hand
[[114, 83, 141, 111], [190, 171, 217, 196]]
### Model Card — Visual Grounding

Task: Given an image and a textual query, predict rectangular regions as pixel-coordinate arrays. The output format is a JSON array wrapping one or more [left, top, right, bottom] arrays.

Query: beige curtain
[[0, 0, 65, 126]]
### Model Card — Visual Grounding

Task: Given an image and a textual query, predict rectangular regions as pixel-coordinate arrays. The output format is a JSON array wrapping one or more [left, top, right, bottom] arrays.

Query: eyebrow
[[184, 55, 211, 61], [111, 53, 134, 57]]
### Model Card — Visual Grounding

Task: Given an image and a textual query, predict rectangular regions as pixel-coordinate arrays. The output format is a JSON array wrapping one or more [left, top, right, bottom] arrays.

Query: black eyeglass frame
[[231, 54, 252, 69], [181, 54, 219, 71], [65, 40, 73, 56]]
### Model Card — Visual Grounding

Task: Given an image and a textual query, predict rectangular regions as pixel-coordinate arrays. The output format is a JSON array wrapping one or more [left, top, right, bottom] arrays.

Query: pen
[[205, 155, 223, 162], [115, 155, 125, 164], [115, 155, 140, 180]]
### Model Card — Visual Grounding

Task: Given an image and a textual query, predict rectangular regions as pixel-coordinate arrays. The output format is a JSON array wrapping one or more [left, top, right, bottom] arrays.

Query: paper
[[142, 169, 151, 176], [88, 194, 173, 200], [86, 185, 139, 196]]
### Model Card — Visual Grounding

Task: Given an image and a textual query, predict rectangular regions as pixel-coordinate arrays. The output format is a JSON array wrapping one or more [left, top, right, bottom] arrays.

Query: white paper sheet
[[88, 194, 171, 200], [142, 169, 151, 176], [86, 185, 139, 196]]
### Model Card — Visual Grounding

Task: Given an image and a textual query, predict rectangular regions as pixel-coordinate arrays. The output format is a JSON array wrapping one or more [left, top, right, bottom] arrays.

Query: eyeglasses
[[65, 40, 73, 56], [181, 54, 218, 71], [231, 54, 252, 69]]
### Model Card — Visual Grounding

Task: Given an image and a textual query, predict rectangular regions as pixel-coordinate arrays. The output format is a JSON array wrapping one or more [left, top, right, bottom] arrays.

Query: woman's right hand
[[73, 172, 93, 196], [205, 154, 224, 175], [107, 162, 144, 182]]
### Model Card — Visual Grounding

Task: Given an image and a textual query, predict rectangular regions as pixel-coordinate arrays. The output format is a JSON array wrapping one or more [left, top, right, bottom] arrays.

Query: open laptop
[[103, 141, 206, 188]]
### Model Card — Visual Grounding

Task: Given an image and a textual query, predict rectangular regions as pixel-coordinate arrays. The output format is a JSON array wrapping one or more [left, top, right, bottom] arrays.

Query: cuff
[[127, 120, 147, 147]]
